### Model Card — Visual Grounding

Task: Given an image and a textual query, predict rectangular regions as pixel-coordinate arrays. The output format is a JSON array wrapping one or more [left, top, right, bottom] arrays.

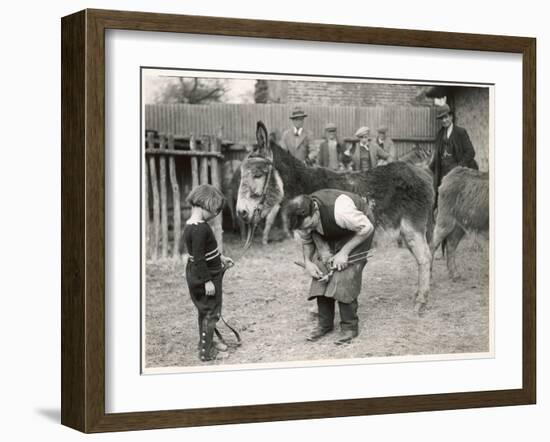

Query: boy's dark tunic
[[182, 222, 222, 360]]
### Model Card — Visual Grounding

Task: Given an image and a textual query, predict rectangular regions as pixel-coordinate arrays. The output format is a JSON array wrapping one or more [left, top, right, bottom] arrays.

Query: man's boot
[[307, 326, 333, 342], [334, 329, 358, 345]]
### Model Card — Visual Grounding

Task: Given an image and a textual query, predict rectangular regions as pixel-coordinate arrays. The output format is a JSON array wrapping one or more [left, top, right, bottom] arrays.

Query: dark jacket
[[429, 125, 478, 191]]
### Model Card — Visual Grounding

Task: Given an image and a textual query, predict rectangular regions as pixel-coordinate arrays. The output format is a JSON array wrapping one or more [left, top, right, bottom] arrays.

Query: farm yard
[[144, 229, 490, 371], [142, 75, 492, 372]]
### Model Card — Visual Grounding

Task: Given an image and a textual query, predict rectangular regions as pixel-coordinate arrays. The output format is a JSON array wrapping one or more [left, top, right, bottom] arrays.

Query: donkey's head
[[401, 143, 433, 167], [236, 121, 284, 247], [416, 143, 433, 165]]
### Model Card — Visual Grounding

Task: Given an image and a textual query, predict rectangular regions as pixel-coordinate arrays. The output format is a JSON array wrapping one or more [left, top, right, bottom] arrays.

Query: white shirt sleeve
[[334, 194, 373, 235]]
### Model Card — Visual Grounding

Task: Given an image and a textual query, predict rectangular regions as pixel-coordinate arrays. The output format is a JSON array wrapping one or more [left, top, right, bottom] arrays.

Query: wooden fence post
[[199, 136, 209, 185], [159, 135, 168, 259], [167, 134, 181, 258], [147, 133, 160, 261], [209, 134, 223, 253], [189, 134, 199, 189], [144, 135, 150, 260]]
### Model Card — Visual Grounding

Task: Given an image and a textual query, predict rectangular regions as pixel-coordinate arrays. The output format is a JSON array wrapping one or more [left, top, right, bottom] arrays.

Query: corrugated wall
[[145, 103, 438, 158]]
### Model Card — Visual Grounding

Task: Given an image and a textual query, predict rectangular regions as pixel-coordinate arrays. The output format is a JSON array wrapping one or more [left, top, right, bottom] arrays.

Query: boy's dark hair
[[286, 195, 315, 231], [186, 184, 226, 214]]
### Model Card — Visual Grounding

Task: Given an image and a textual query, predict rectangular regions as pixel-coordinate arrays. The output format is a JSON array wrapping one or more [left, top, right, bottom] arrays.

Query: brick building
[[263, 79, 432, 107]]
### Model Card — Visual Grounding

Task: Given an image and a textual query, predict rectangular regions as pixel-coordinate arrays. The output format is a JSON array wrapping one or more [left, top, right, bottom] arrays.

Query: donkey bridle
[[251, 157, 274, 221]]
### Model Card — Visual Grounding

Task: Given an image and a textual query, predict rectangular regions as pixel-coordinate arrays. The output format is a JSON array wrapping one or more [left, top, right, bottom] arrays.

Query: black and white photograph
[[142, 69, 492, 372], [2, 0, 544, 438]]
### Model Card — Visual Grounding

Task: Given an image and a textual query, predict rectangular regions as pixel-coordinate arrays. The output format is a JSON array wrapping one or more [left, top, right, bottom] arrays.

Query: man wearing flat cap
[[429, 104, 478, 199], [281, 107, 312, 164], [350, 126, 392, 171], [318, 123, 344, 171], [374, 125, 396, 165]]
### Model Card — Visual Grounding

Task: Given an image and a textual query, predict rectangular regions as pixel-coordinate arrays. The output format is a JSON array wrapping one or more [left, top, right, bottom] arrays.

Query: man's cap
[[354, 126, 370, 138], [436, 104, 452, 119], [377, 125, 388, 133], [289, 107, 308, 119], [324, 122, 337, 132], [286, 195, 314, 231]]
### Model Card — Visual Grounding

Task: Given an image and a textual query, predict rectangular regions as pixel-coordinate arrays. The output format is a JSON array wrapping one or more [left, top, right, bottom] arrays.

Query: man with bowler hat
[[429, 104, 478, 198], [281, 107, 312, 163]]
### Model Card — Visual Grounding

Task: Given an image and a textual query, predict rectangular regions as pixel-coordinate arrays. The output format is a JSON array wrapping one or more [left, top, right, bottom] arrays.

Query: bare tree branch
[[157, 77, 226, 104], [195, 87, 224, 103]]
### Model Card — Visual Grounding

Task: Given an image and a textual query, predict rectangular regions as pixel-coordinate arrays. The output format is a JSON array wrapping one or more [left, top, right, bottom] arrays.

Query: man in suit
[[350, 126, 392, 171], [318, 122, 343, 170], [374, 125, 396, 165], [429, 104, 478, 198], [281, 107, 312, 163]]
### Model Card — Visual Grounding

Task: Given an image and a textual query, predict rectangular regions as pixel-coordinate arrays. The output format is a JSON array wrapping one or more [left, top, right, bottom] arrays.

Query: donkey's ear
[[256, 121, 271, 158]]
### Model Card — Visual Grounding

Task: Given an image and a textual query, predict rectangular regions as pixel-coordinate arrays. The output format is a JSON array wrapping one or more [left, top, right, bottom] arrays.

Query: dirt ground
[[144, 229, 490, 371]]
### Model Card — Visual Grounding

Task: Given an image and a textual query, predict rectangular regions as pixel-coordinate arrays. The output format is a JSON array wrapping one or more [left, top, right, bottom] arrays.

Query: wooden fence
[[145, 132, 224, 261], [144, 103, 439, 261], [145, 103, 438, 156], [145, 102, 495, 171]]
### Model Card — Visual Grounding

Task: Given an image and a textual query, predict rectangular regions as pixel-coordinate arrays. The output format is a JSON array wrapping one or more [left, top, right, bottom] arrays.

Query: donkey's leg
[[262, 204, 281, 245], [238, 217, 246, 241], [280, 206, 291, 239], [432, 207, 446, 260], [229, 197, 238, 233], [400, 218, 432, 311], [232, 191, 247, 241], [430, 218, 456, 273], [445, 226, 465, 281]]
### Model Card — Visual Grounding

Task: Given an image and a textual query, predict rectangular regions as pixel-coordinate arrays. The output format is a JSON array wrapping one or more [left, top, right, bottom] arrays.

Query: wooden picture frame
[[61, 9, 536, 433]]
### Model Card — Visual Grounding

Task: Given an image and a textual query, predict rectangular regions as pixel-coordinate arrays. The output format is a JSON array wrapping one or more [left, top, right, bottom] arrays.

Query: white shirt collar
[[446, 123, 454, 138], [294, 127, 303, 136]]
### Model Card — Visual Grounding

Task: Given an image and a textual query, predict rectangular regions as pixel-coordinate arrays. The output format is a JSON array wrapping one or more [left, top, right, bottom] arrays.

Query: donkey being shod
[[229, 142, 430, 245], [430, 167, 489, 281], [237, 121, 435, 310]]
